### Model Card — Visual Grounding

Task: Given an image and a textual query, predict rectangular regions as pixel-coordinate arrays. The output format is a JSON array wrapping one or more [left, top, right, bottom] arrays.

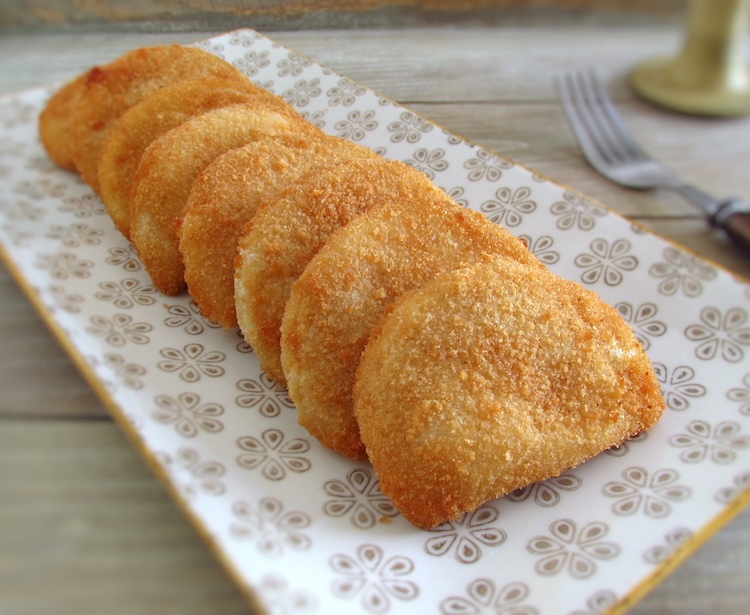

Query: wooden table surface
[[1, 19, 750, 615]]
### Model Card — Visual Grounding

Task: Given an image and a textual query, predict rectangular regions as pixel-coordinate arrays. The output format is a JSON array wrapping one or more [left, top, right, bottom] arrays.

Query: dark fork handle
[[711, 198, 750, 255]]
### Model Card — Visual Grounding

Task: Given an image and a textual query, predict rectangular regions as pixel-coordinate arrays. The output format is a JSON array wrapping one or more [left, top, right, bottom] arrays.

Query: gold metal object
[[631, 0, 750, 116]]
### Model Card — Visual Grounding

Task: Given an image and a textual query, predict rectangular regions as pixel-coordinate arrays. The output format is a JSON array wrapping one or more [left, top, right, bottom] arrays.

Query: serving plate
[[1, 28, 750, 614]]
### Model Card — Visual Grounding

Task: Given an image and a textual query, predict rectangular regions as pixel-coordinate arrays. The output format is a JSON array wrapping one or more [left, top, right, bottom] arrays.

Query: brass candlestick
[[631, 0, 750, 116]]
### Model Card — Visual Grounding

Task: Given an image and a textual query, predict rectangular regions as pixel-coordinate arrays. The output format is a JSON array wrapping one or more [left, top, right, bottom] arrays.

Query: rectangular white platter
[[1, 28, 750, 615]]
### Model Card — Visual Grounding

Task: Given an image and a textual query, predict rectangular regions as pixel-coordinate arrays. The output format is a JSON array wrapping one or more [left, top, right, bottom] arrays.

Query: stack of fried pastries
[[39, 44, 665, 529]]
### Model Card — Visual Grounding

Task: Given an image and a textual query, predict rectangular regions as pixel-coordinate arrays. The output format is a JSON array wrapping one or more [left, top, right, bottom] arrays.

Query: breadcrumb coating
[[280, 194, 538, 460], [354, 256, 665, 528], [71, 45, 249, 193], [98, 76, 286, 239], [130, 102, 320, 295], [182, 134, 374, 329], [236, 158, 437, 385]]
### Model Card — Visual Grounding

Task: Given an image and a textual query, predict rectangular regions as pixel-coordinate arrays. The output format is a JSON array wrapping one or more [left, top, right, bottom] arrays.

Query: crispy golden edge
[[130, 102, 320, 295], [71, 45, 248, 193], [182, 134, 373, 330], [354, 256, 665, 528], [236, 156, 432, 386], [38, 72, 88, 171], [280, 193, 538, 460], [98, 76, 287, 240]]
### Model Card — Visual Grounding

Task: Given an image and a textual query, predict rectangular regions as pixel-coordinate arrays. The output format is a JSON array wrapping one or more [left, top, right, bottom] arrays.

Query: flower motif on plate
[[282, 78, 321, 107], [602, 466, 691, 518], [643, 526, 692, 564], [480, 186, 536, 227], [94, 277, 157, 309], [59, 193, 106, 218], [163, 300, 222, 335], [86, 313, 152, 346], [157, 446, 226, 499], [605, 431, 648, 457], [574, 238, 638, 286], [649, 246, 717, 297], [46, 222, 104, 248], [36, 251, 94, 280], [669, 420, 750, 464], [236, 428, 311, 480], [404, 147, 448, 180], [505, 473, 582, 507], [330, 543, 418, 612], [233, 50, 271, 76], [256, 574, 319, 614], [684, 306, 750, 363], [440, 579, 538, 615], [549, 191, 606, 231], [517, 234, 560, 266], [231, 497, 312, 557], [151, 392, 224, 438], [157, 343, 226, 382], [0, 198, 45, 222], [48, 284, 84, 314], [14, 177, 67, 199], [727, 372, 750, 416], [334, 109, 378, 141], [568, 589, 618, 615], [327, 77, 366, 106], [105, 245, 141, 272], [235, 374, 294, 418], [424, 503, 506, 564], [715, 470, 750, 504], [651, 363, 707, 412], [277, 51, 313, 78], [322, 468, 397, 529], [615, 302, 667, 350], [527, 519, 619, 579], [387, 111, 433, 144], [101, 352, 146, 390], [463, 147, 512, 182]]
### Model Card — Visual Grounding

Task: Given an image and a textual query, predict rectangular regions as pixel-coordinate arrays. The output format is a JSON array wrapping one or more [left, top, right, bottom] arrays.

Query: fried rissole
[[130, 102, 321, 295], [70, 45, 249, 193], [280, 195, 538, 460], [235, 158, 441, 386], [180, 134, 376, 330], [98, 76, 288, 239], [38, 72, 88, 171], [354, 256, 665, 528]]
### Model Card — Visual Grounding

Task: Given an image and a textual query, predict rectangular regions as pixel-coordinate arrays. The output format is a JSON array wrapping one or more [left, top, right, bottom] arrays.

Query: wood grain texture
[[1, 0, 686, 31], [0, 24, 749, 615]]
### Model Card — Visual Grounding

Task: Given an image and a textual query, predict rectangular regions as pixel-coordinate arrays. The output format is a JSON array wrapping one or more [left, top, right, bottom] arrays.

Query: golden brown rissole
[[181, 134, 376, 330], [98, 76, 287, 239], [235, 158, 441, 385], [38, 72, 88, 171], [353, 255, 665, 529], [70, 45, 249, 193], [280, 195, 538, 460], [129, 101, 321, 295]]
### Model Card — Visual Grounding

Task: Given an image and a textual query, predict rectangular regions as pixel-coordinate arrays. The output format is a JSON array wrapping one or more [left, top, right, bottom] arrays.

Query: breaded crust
[[236, 158, 438, 386], [280, 194, 537, 460], [353, 256, 665, 528], [130, 102, 320, 295], [71, 45, 249, 193], [38, 72, 88, 171], [98, 76, 287, 239], [181, 134, 375, 330]]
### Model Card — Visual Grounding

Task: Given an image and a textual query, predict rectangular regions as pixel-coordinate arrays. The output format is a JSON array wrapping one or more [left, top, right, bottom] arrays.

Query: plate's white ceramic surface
[[1, 29, 750, 615]]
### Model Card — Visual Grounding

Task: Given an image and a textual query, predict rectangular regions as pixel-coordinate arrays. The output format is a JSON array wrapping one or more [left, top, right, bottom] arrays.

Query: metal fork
[[555, 70, 750, 254]]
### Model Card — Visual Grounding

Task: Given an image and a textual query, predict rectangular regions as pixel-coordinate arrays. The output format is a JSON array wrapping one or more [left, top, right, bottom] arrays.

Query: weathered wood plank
[[0, 0, 686, 32]]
